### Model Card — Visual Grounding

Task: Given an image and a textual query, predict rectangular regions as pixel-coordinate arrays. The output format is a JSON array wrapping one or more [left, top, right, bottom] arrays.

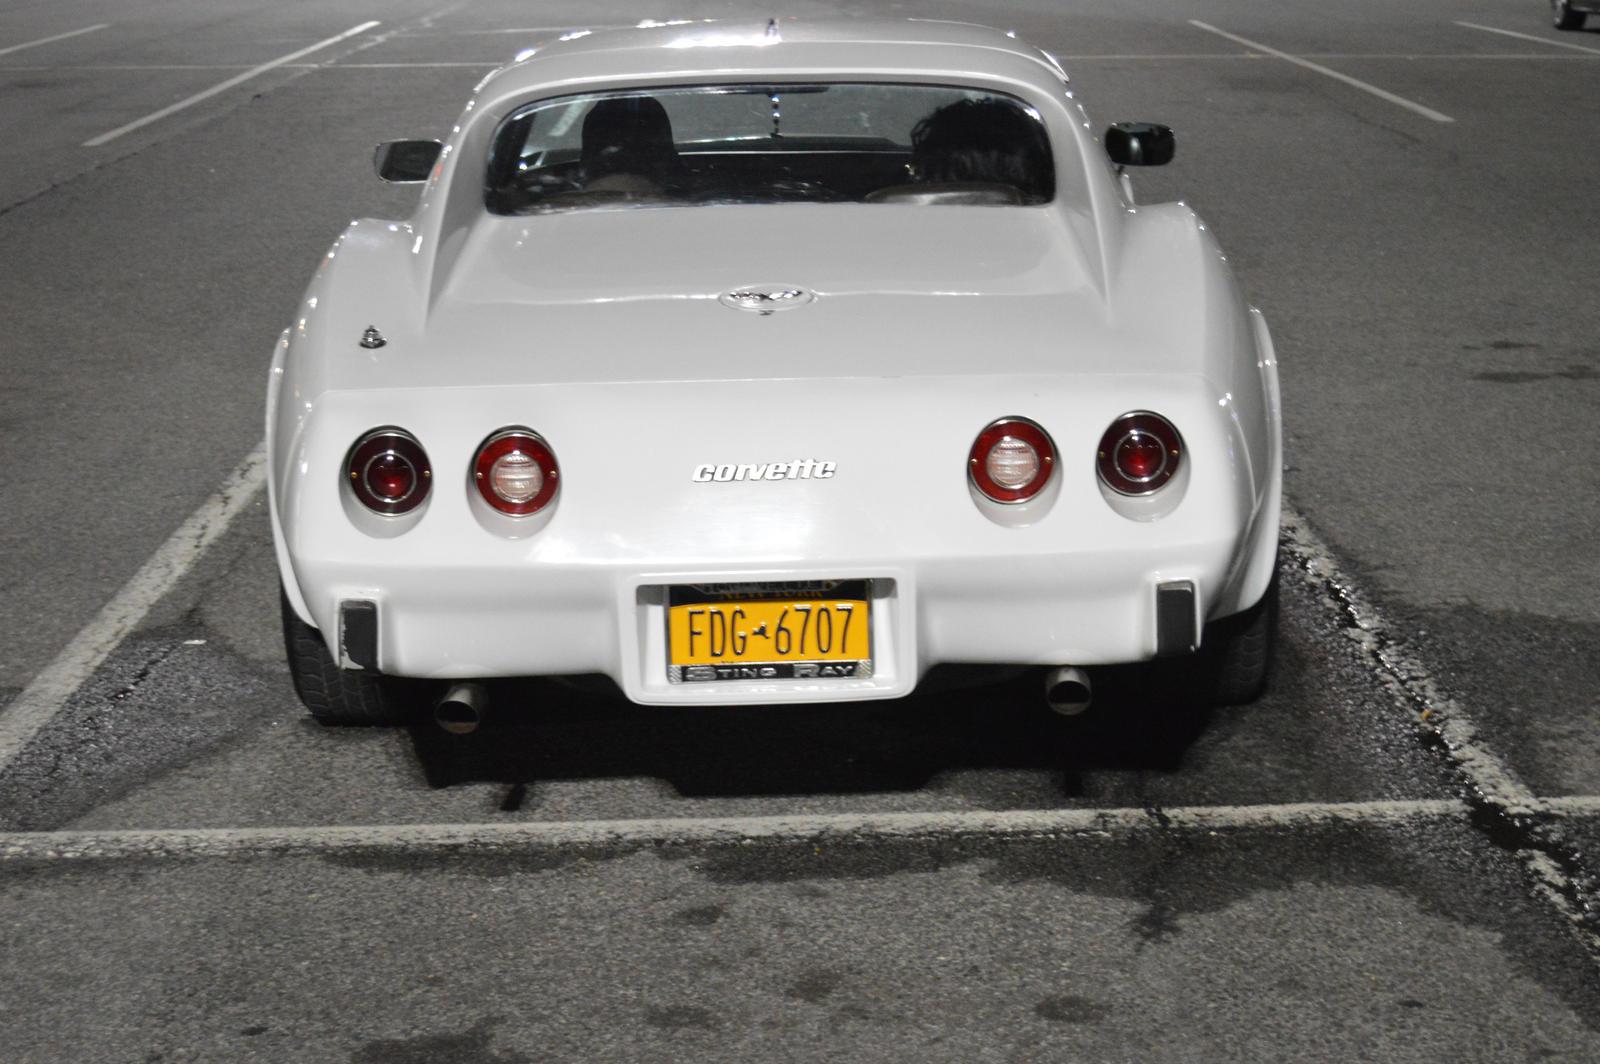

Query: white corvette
[[267, 18, 1282, 727]]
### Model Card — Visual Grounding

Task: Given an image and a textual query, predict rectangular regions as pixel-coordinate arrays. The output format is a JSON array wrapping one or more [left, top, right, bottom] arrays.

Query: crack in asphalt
[[105, 641, 184, 706], [1280, 504, 1600, 969]]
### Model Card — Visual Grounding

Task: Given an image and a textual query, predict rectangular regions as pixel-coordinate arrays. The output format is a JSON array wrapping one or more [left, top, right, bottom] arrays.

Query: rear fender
[[1212, 307, 1282, 618], [266, 327, 316, 628]]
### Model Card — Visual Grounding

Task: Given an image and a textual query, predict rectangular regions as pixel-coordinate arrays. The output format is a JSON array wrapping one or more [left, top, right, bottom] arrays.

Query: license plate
[[667, 580, 872, 683]]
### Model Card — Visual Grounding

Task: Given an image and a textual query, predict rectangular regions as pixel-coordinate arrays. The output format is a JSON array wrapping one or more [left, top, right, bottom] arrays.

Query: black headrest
[[581, 97, 677, 176]]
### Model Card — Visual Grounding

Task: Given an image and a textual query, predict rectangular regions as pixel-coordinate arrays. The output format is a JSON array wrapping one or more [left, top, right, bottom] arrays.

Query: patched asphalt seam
[[1280, 504, 1600, 968]]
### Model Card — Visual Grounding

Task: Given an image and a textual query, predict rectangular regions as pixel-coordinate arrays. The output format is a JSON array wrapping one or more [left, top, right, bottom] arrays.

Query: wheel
[[1554, 0, 1587, 30], [1203, 572, 1279, 706], [280, 584, 412, 725]]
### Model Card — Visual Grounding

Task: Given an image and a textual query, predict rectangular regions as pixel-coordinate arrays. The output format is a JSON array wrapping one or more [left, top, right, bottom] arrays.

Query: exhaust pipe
[[434, 682, 488, 735], [1044, 666, 1092, 716]]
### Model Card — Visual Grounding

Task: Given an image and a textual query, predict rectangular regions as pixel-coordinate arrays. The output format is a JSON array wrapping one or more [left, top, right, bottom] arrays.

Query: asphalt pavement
[[1, 0, 1598, 1060]]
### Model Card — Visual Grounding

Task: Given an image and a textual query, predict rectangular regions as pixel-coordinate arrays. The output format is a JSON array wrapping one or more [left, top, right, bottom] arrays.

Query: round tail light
[[474, 429, 560, 515], [1097, 411, 1183, 495], [969, 417, 1055, 503], [347, 428, 431, 515]]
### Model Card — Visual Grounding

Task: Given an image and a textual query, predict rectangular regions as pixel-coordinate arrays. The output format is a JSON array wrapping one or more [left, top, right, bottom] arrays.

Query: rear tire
[[1554, 0, 1587, 30], [1203, 572, 1279, 706], [280, 584, 412, 725]]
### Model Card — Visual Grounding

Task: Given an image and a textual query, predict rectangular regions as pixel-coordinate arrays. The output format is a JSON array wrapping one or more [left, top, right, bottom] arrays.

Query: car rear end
[[270, 23, 1279, 711], [275, 250, 1272, 705]]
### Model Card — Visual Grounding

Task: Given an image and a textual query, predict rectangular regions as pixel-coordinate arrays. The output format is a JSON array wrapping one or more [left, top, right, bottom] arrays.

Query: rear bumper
[[288, 537, 1247, 705]]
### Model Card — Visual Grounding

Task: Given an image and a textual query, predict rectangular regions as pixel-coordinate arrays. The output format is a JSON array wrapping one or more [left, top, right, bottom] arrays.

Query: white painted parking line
[[1282, 510, 1541, 817], [412, 26, 609, 36], [0, 799, 1471, 861], [1189, 20, 1456, 123], [0, 442, 267, 774], [1541, 796, 1600, 815], [6, 64, 270, 72], [1456, 21, 1600, 56], [82, 20, 380, 147], [1281, 509, 1600, 962], [0, 23, 108, 58]]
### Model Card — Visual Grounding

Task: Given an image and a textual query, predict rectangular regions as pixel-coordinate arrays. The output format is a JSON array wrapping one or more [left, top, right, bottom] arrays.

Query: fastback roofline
[[404, 20, 1125, 313]]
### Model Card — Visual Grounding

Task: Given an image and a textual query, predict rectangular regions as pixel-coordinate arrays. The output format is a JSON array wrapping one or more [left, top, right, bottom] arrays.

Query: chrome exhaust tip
[[434, 682, 488, 735], [1044, 666, 1092, 716]]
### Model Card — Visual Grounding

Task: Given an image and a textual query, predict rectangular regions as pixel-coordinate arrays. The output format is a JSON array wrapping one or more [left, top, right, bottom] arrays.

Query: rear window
[[485, 83, 1054, 214]]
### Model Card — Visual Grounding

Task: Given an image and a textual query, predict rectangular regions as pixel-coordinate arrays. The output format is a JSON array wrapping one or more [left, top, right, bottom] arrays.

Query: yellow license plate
[[668, 581, 871, 682]]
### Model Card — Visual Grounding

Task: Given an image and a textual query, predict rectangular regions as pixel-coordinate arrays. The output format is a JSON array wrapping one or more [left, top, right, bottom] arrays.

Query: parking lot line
[[1541, 796, 1600, 815], [0, 442, 266, 775], [0, 799, 1471, 861], [1282, 509, 1540, 817], [1282, 510, 1600, 965], [1189, 20, 1456, 123], [1455, 21, 1600, 56], [82, 20, 380, 147], [0, 23, 108, 58], [406, 26, 608, 36]]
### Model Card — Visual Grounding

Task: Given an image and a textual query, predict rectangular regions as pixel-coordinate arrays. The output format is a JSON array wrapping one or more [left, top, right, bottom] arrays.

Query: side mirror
[[373, 140, 443, 183], [1105, 123, 1175, 167]]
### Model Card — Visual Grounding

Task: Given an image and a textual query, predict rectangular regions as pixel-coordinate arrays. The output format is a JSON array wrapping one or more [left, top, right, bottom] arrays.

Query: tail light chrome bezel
[[968, 417, 1057, 504], [345, 427, 432, 516], [473, 428, 561, 516], [1096, 411, 1184, 497]]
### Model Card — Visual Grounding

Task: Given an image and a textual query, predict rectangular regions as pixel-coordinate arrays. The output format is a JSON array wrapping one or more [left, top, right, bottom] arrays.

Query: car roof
[[474, 18, 1067, 101]]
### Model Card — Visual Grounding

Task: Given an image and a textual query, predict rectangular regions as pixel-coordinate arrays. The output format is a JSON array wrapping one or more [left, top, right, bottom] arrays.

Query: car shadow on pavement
[[403, 664, 1214, 799]]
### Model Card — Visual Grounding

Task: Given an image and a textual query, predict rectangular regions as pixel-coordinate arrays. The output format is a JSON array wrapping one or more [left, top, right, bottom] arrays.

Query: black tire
[[1203, 572, 1279, 706], [1554, 0, 1587, 30], [280, 584, 412, 725]]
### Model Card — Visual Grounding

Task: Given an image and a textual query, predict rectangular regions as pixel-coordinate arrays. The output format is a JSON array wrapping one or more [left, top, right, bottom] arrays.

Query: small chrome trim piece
[[691, 460, 836, 483], [718, 286, 815, 314], [359, 325, 387, 349]]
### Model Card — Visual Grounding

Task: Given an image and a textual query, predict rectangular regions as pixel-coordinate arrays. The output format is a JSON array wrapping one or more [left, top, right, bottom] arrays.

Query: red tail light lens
[[347, 429, 431, 515], [474, 429, 560, 515], [969, 417, 1055, 503], [1097, 412, 1183, 495]]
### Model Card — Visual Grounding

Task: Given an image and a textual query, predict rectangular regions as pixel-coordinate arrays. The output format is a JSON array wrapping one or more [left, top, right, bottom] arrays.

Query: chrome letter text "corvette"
[[692, 460, 837, 483]]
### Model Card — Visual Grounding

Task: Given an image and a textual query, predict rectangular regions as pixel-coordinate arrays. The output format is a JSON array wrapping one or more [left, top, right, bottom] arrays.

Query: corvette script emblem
[[693, 460, 836, 482], [718, 286, 815, 314]]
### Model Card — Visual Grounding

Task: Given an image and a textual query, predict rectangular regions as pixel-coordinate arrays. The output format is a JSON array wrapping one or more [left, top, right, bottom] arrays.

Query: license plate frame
[[666, 580, 873, 683]]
